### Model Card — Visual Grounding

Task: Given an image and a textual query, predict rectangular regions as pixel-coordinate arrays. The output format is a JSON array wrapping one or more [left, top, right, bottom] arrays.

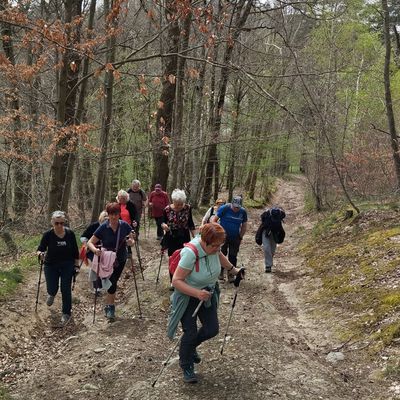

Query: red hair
[[106, 202, 121, 215], [200, 223, 226, 245]]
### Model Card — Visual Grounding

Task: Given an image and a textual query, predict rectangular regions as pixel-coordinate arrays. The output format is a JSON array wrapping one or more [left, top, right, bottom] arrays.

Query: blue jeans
[[179, 296, 219, 368], [44, 261, 74, 315]]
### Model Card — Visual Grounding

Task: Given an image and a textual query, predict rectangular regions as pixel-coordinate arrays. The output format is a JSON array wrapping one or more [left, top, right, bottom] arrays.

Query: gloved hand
[[233, 267, 245, 287]]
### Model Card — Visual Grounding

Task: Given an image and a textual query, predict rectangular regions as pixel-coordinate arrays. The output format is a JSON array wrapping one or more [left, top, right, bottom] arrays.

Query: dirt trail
[[0, 177, 389, 399]]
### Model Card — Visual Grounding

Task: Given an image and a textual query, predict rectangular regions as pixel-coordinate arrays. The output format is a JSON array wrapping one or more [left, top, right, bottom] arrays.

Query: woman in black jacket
[[37, 211, 79, 325]]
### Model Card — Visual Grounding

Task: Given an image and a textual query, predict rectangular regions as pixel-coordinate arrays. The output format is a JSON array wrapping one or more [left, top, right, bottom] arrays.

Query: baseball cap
[[231, 196, 242, 208]]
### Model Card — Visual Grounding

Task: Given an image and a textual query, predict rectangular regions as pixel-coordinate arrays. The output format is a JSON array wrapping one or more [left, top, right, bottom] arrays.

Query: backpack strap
[[184, 242, 200, 272]]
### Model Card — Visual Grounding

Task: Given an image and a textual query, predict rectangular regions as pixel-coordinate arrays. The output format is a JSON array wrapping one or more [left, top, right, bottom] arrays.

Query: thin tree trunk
[[48, 0, 83, 215], [91, 0, 118, 221], [382, 0, 400, 189]]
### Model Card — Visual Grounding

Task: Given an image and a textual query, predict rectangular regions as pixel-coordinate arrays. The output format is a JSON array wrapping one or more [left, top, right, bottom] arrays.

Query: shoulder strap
[[220, 204, 230, 218], [184, 242, 200, 272]]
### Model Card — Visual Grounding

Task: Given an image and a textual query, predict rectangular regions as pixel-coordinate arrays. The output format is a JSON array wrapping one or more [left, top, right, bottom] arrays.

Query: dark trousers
[[179, 296, 219, 368], [221, 236, 241, 267], [44, 261, 74, 315], [108, 257, 127, 294], [154, 216, 164, 238]]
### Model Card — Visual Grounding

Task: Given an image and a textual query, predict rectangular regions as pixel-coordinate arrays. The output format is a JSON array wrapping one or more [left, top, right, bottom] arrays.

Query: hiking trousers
[[262, 232, 276, 268], [44, 261, 74, 315], [221, 236, 241, 267], [179, 296, 219, 368], [154, 216, 164, 238]]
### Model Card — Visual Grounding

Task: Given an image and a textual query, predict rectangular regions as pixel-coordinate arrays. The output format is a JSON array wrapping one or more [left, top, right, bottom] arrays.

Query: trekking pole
[[93, 250, 101, 324], [134, 235, 145, 281], [35, 254, 44, 312], [130, 251, 142, 318], [71, 259, 84, 291], [151, 293, 208, 387], [143, 208, 147, 238], [220, 266, 245, 355], [155, 249, 165, 285]]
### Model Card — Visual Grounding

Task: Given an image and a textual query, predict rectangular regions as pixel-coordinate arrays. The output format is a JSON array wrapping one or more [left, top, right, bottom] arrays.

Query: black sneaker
[[265, 266, 272, 273], [182, 364, 198, 383], [193, 350, 201, 364], [61, 313, 71, 325]]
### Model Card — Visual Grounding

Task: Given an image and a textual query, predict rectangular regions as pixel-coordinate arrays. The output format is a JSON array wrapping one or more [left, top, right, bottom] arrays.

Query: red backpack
[[169, 242, 200, 276]]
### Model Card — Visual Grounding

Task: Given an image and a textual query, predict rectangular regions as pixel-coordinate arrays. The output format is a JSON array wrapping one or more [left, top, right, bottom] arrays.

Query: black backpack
[[261, 207, 286, 244]]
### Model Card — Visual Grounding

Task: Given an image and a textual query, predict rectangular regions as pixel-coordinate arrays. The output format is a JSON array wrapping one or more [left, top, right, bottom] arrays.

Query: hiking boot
[[46, 295, 55, 306], [61, 313, 71, 325], [265, 266, 272, 273], [193, 350, 201, 364], [182, 364, 198, 383], [104, 304, 115, 321]]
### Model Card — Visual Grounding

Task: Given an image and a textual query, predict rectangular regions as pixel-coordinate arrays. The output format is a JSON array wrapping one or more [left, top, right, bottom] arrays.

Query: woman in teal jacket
[[168, 223, 245, 383]]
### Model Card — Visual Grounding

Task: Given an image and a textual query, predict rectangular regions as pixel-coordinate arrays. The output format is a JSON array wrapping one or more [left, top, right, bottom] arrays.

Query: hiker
[[148, 183, 170, 240], [127, 179, 147, 234], [167, 222, 245, 383], [116, 189, 138, 229], [210, 195, 247, 282], [260, 206, 286, 273], [201, 198, 225, 225], [86, 202, 135, 320], [36, 211, 80, 325], [161, 189, 196, 281], [80, 210, 109, 293]]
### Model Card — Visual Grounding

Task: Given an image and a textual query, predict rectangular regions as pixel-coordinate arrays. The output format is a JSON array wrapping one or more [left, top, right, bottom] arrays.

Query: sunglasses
[[54, 221, 65, 226]]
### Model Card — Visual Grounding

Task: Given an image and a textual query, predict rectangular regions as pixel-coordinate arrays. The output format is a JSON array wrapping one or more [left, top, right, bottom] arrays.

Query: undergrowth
[[302, 205, 400, 356]]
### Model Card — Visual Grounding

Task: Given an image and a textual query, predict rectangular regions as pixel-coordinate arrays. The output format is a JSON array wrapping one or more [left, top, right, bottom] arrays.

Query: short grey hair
[[171, 189, 186, 203], [116, 189, 129, 200], [51, 210, 66, 220], [131, 179, 140, 186]]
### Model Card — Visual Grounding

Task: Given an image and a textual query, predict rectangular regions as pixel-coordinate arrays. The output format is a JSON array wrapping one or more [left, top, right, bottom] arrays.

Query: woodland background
[[0, 0, 400, 235]]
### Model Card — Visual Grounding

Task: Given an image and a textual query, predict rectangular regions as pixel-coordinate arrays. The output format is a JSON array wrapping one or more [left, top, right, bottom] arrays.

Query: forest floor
[[0, 176, 396, 400]]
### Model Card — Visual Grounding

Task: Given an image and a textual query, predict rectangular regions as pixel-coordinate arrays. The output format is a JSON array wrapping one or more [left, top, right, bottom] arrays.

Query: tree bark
[[91, 0, 118, 221], [152, 0, 180, 190], [382, 0, 400, 189], [47, 0, 83, 215]]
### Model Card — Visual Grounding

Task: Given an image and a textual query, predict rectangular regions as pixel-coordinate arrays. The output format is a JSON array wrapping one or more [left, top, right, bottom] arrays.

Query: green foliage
[[0, 267, 23, 298], [0, 387, 11, 400], [303, 207, 400, 349]]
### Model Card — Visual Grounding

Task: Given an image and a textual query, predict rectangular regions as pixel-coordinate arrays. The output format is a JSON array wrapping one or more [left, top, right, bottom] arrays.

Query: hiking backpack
[[168, 242, 200, 276], [261, 207, 286, 244]]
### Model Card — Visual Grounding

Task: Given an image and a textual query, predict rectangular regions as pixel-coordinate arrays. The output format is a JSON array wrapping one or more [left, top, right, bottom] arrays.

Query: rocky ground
[[0, 176, 394, 399]]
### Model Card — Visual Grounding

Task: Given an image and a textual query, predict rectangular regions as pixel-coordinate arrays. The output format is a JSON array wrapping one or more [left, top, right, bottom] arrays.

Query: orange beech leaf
[[139, 74, 145, 84], [153, 77, 161, 85], [105, 63, 114, 71], [161, 136, 169, 145], [94, 68, 103, 78], [160, 117, 165, 125], [147, 9, 155, 19], [139, 86, 148, 96], [113, 69, 121, 80], [158, 101, 165, 109]]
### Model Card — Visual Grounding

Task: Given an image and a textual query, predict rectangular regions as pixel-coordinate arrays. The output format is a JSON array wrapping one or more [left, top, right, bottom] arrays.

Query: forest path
[[1, 176, 388, 399]]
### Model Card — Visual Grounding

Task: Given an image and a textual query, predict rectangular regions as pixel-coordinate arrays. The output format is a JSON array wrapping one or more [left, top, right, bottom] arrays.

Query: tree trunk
[[91, 0, 118, 221], [47, 0, 83, 215], [170, 11, 192, 190], [382, 0, 400, 189], [201, 0, 253, 205], [152, 0, 180, 190], [0, 0, 30, 217]]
